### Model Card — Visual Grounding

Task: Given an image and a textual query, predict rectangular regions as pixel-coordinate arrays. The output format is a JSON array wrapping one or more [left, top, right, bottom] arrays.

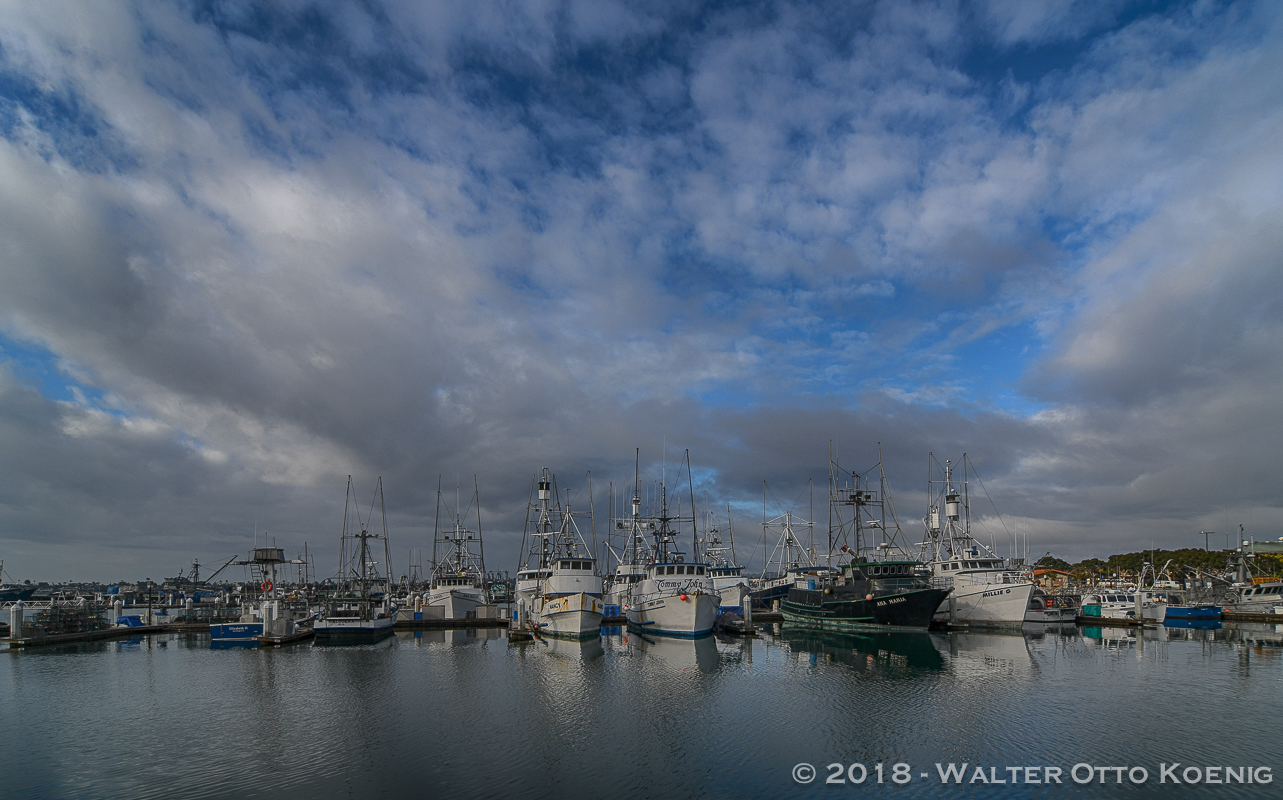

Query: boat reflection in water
[[620, 632, 720, 673], [1163, 617, 1222, 630], [540, 634, 605, 661], [941, 629, 1034, 678], [776, 628, 945, 673], [1021, 620, 1078, 638], [399, 628, 503, 647]]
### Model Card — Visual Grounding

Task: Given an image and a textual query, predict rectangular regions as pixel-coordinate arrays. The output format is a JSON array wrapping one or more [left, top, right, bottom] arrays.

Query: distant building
[[1033, 568, 1072, 589]]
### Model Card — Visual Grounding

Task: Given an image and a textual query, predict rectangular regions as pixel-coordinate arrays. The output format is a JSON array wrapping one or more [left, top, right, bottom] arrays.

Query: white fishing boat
[[1079, 590, 1167, 623], [426, 477, 489, 620], [1023, 588, 1078, 623], [210, 542, 309, 644], [699, 509, 748, 614], [514, 468, 605, 639], [1227, 581, 1283, 613], [919, 455, 1035, 629], [609, 450, 719, 637], [313, 477, 397, 641]]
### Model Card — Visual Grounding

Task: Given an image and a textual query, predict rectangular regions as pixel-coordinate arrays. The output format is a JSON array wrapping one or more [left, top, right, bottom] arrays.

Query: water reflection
[[776, 627, 946, 673], [540, 635, 605, 661], [625, 632, 720, 673], [940, 629, 1033, 677], [6, 623, 1283, 800], [402, 627, 503, 646]]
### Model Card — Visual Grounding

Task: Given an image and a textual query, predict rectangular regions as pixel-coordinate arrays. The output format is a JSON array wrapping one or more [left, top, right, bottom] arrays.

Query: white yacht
[[608, 452, 719, 637], [314, 477, 398, 641], [919, 455, 1034, 629], [426, 478, 488, 620], [514, 468, 605, 639]]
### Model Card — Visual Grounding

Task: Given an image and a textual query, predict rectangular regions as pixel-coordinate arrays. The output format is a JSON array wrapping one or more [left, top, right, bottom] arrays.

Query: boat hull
[[313, 615, 396, 641], [427, 588, 486, 620], [1164, 605, 1221, 620], [626, 592, 719, 637], [781, 587, 951, 632], [534, 592, 605, 639], [715, 582, 747, 615], [209, 622, 264, 640], [934, 581, 1035, 629]]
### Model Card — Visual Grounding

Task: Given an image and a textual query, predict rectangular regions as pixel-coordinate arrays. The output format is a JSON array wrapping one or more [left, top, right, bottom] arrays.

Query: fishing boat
[[699, 508, 748, 614], [1224, 581, 1283, 614], [780, 450, 949, 631], [210, 543, 308, 643], [919, 455, 1035, 628], [611, 450, 719, 637], [426, 477, 489, 620], [1023, 588, 1078, 623], [1078, 590, 1167, 623], [313, 477, 397, 641], [748, 494, 830, 610], [514, 468, 605, 639], [0, 561, 36, 604]]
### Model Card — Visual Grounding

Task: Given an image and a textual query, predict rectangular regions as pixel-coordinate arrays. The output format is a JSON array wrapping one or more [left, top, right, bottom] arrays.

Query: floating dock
[[4, 623, 210, 649], [257, 628, 316, 647], [393, 617, 509, 630], [1221, 611, 1283, 623]]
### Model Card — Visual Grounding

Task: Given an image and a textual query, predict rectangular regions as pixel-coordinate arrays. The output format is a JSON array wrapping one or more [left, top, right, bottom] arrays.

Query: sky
[[1, 0, 1281, 583]]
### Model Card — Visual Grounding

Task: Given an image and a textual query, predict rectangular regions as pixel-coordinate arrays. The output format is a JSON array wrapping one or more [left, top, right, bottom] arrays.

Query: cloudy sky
[[1, 0, 1280, 582]]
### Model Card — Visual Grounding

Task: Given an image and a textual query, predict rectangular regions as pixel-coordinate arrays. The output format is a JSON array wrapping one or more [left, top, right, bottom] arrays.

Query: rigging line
[[969, 460, 1013, 543], [364, 478, 379, 531]]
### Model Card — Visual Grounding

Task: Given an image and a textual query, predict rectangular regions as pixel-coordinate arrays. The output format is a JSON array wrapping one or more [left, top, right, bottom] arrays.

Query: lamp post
[[1199, 531, 1215, 552]]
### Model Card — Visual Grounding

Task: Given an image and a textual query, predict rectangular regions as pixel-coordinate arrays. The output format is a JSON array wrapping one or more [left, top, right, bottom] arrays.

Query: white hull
[[1227, 582, 1283, 614], [533, 592, 605, 639], [1095, 604, 1167, 623], [427, 588, 485, 620], [1228, 598, 1283, 614], [713, 580, 748, 613], [1024, 606, 1077, 623], [313, 613, 396, 637], [626, 591, 719, 637], [934, 581, 1035, 628]]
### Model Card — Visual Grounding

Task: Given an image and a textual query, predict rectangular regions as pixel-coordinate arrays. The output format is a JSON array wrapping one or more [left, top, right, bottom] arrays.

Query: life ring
[[261, 581, 273, 592]]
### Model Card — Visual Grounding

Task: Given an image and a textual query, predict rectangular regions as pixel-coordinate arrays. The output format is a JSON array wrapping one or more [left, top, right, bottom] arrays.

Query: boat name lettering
[[876, 597, 906, 606], [981, 588, 1012, 598]]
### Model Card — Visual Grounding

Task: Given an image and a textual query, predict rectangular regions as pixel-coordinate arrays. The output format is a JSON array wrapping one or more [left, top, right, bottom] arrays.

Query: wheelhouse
[[648, 563, 707, 577]]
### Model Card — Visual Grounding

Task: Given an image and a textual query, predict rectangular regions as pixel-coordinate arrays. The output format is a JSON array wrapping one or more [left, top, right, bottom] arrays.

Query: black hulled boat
[[781, 558, 950, 631]]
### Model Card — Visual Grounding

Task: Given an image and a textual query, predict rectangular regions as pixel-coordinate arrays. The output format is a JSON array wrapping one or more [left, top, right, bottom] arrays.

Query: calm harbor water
[[3, 622, 1280, 799]]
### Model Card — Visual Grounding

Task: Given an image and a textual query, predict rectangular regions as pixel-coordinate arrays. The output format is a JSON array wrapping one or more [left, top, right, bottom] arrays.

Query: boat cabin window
[[697, 566, 705, 575]]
